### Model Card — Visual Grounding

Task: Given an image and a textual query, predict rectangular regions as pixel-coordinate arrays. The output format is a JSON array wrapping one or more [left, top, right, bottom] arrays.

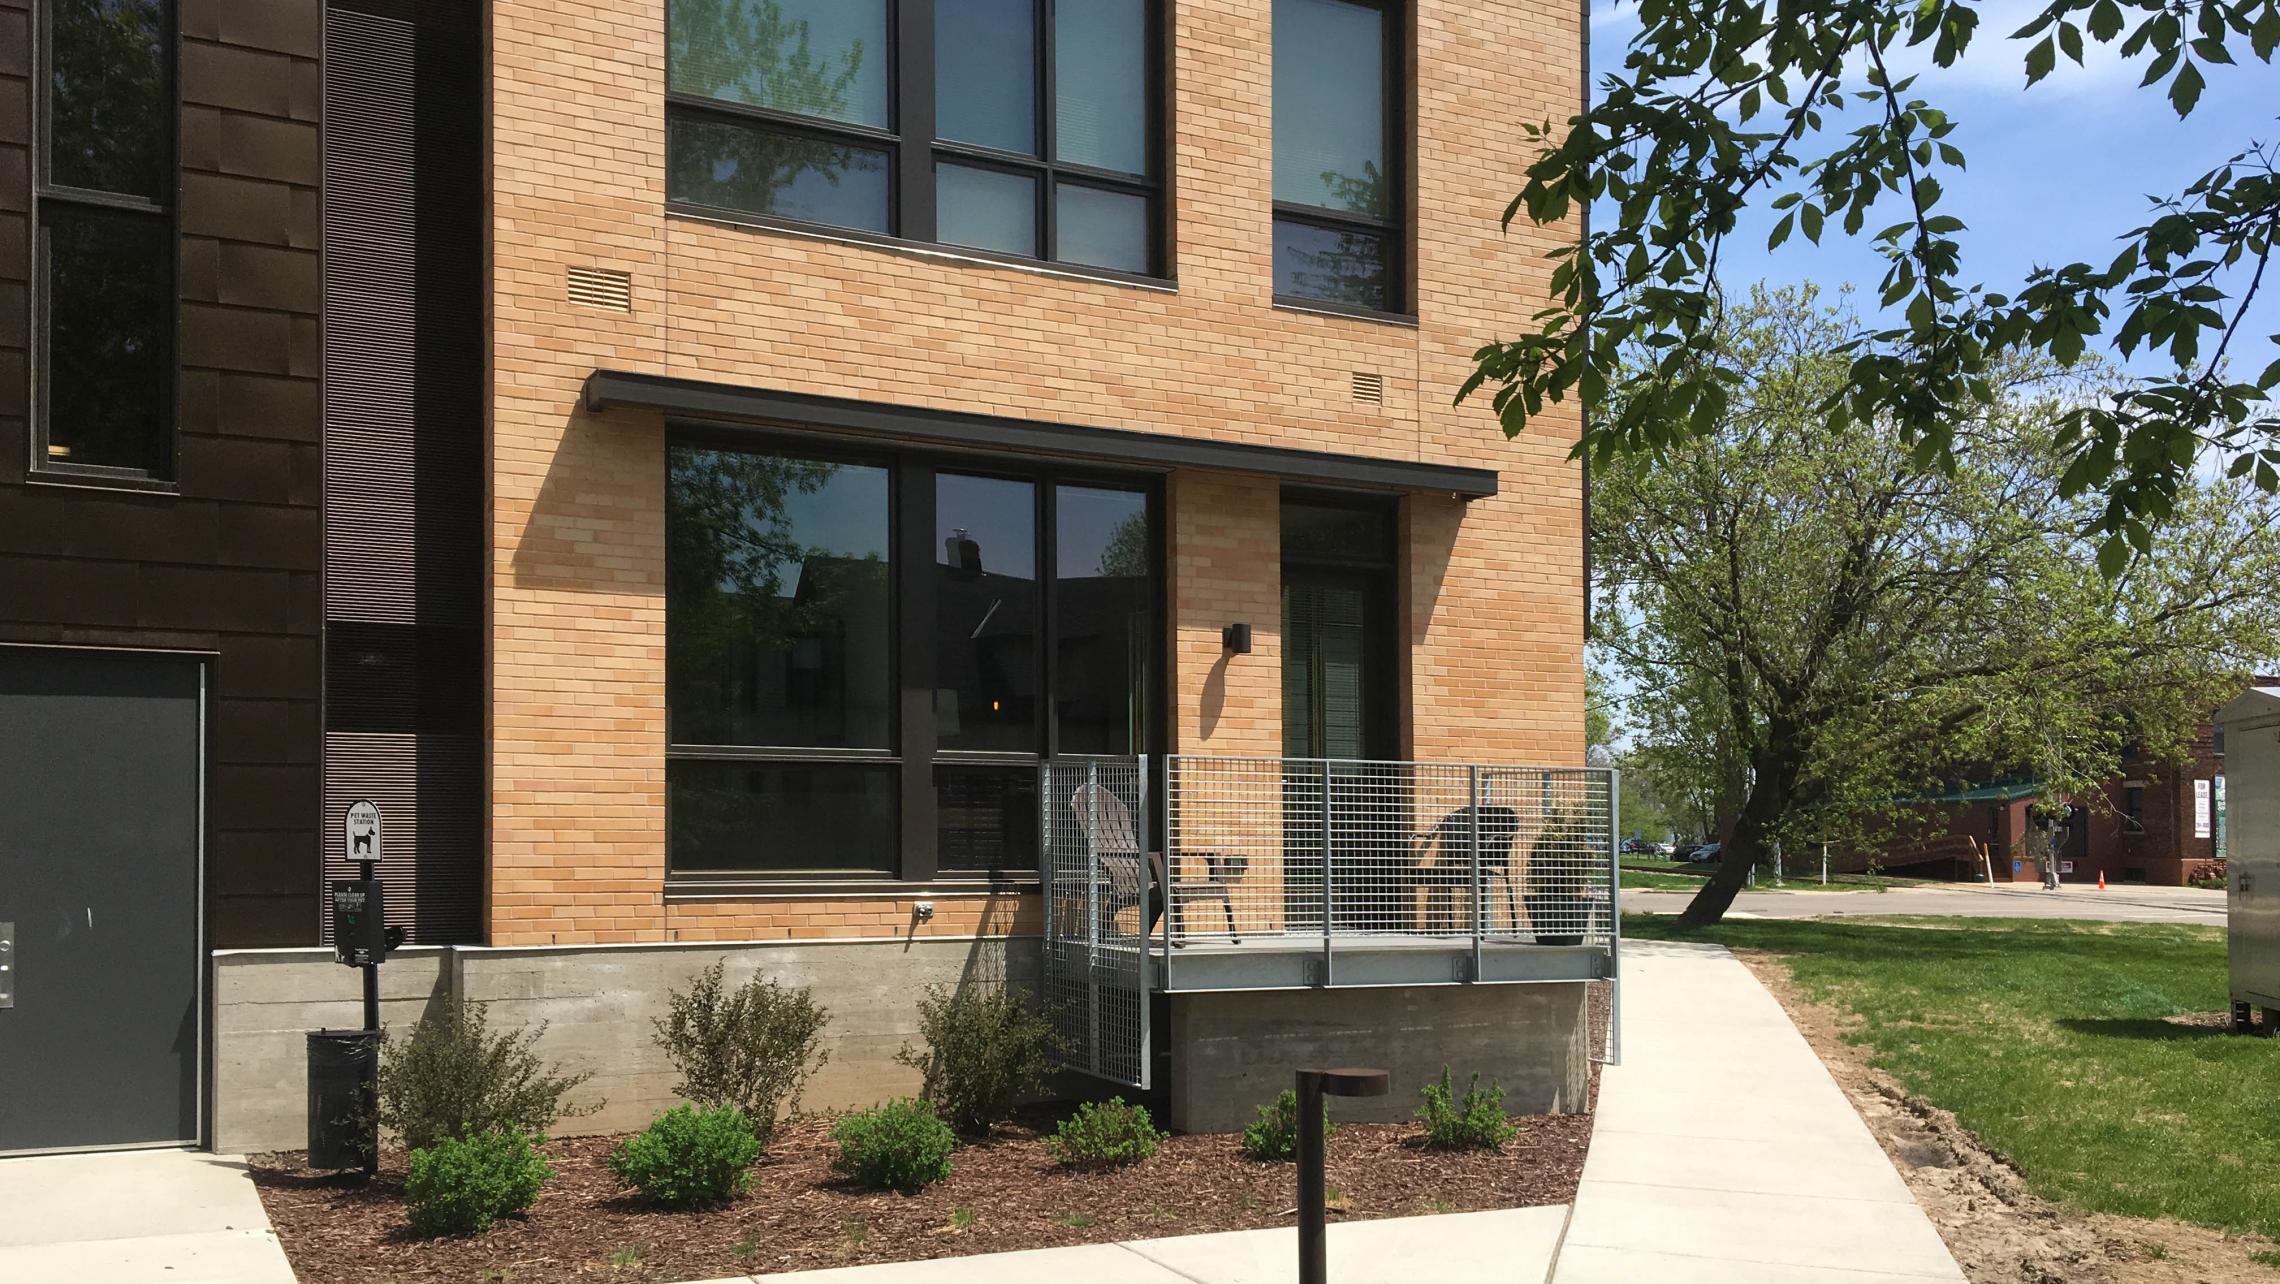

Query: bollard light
[[1296, 1066, 1389, 1284]]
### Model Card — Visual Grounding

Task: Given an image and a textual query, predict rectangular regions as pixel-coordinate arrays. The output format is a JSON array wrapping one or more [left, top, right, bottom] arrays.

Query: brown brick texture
[[487, 0, 1586, 944]]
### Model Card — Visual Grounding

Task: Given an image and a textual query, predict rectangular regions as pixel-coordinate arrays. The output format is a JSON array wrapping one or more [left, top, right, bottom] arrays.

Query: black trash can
[[307, 1028, 379, 1170]]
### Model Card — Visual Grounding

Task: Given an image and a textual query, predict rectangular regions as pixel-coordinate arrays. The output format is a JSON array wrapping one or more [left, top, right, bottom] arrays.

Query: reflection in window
[[38, 0, 174, 477], [668, 0, 889, 128], [667, 114, 891, 232], [936, 0, 1037, 155], [935, 764, 1039, 872], [937, 164, 1039, 258], [667, 446, 894, 748], [1271, 0, 1402, 311], [936, 474, 1038, 752], [1054, 0, 1149, 175], [670, 760, 898, 873], [1055, 486, 1151, 755]]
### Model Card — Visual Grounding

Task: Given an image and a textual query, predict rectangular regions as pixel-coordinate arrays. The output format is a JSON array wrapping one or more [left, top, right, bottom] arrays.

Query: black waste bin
[[307, 1028, 379, 1170]]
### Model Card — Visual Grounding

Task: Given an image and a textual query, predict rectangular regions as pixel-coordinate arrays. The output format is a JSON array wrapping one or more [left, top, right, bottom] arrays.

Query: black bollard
[[1296, 1067, 1389, 1284]]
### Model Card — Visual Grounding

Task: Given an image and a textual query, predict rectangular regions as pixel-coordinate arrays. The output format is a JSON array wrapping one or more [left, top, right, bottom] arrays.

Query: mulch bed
[[254, 983, 1611, 1283], [252, 1111, 1591, 1283]]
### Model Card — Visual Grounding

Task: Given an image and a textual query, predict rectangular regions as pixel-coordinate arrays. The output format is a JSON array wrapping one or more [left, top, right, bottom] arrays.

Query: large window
[[33, 0, 176, 479], [1272, 0, 1405, 315], [665, 0, 1165, 278], [667, 437, 1158, 879]]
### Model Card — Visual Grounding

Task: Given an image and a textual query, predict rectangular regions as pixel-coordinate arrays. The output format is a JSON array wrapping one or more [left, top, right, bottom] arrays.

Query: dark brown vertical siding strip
[[320, 0, 483, 944]]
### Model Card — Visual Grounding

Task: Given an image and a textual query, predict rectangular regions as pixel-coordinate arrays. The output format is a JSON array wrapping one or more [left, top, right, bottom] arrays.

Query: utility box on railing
[[2218, 686, 2280, 1030]]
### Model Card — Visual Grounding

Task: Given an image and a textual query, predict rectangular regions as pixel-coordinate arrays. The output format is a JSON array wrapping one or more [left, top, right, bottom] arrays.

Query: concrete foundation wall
[[1166, 982, 1590, 1134], [211, 935, 1035, 1154]]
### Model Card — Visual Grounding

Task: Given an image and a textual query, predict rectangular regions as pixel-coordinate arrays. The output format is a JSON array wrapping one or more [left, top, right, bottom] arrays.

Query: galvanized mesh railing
[[1039, 756, 1150, 1087], [1163, 756, 1616, 948]]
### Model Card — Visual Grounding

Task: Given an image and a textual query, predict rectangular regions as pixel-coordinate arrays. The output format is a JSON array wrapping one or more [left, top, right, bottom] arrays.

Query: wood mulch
[[251, 1110, 1592, 1284]]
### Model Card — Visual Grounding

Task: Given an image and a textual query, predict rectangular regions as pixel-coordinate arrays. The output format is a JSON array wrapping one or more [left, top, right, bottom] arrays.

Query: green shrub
[[1240, 1089, 1333, 1162], [895, 984, 1064, 1136], [829, 1098, 956, 1192], [1415, 1066, 1517, 1151], [377, 999, 598, 1153], [608, 1105, 761, 1208], [403, 1130, 551, 1237], [652, 962, 830, 1144], [1048, 1098, 1165, 1170]]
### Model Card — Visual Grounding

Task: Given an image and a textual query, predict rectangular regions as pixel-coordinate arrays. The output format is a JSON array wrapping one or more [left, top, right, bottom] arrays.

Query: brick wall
[[0, 0, 325, 946], [488, 0, 1585, 944]]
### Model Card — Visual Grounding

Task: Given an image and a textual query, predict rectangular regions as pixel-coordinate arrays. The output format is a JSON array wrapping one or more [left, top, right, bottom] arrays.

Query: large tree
[[1595, 287, 2280, 925], [1464, 0, 2278, 570]]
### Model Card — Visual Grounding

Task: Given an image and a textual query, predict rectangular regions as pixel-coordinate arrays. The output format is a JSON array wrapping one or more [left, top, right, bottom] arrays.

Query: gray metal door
[[0, 648, 203, 1153]]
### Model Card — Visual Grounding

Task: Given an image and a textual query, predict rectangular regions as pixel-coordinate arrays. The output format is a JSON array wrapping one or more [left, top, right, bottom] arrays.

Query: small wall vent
[[1350, 370, 1385, 405], [567, 266, 633, 312]]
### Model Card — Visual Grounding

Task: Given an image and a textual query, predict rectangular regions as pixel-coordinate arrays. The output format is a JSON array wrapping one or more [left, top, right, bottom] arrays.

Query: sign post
[[1295, 1067, 1389, 1284], [322, 800, 397, 1173], [334, 800, 388, 1034]]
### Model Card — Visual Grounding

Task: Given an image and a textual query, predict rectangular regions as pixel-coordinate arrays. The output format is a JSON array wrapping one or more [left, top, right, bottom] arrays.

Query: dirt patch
[[1731, 949, 2280, 1283], [251, 1112, 1591, 1284]]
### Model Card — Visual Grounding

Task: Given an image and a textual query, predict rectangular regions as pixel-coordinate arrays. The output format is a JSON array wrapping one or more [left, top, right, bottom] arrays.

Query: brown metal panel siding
[[0, 0, 326, 948], [320, 0, 483, 944]]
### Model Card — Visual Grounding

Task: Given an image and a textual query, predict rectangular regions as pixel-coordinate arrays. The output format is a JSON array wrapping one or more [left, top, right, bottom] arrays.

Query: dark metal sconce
[[1222, 622, 1252, 655]]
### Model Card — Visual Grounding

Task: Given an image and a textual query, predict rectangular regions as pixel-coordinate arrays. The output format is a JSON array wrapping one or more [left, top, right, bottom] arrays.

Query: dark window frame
[[27, 0, 180, 488], [663, 0, 1171, 284], [663, 423, 1165, 885], [1279, 489, 1398, 760], [1270, 0, 1411, 320]]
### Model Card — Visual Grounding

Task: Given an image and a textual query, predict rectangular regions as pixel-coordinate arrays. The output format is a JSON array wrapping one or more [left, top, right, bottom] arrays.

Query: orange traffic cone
[[2097, 871, 2106, 891]]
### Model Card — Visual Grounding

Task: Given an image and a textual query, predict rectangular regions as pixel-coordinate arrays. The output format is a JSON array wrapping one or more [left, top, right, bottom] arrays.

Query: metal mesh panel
[[1164, 757, 1617, 952], [1039, 757, 1150, 1088]]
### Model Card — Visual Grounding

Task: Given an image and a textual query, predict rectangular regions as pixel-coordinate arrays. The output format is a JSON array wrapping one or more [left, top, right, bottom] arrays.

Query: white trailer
[[2219, 686, 2280, 1032]]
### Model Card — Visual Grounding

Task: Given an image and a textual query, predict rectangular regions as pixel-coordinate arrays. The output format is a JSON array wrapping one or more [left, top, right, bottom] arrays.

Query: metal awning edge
[[582, 369, 1499, 499]]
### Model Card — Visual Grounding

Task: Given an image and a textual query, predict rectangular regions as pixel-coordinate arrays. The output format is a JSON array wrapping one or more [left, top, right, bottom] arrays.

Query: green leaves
[[2167, 58, 2205, 114]]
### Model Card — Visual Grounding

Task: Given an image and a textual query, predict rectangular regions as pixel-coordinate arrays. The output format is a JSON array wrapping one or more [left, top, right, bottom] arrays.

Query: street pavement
[[1623, 881, 2224, 924]]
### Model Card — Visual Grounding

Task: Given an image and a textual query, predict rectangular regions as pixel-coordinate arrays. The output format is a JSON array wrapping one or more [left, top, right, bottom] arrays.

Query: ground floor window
[[666, 434, 1159, 879]]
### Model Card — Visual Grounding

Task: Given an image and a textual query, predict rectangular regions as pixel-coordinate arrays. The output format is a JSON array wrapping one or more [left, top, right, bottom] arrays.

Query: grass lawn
[[1626, 915, 2280, 1240]]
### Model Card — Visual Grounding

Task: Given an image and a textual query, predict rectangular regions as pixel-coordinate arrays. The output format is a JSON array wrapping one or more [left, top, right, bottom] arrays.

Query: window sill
[[665, 202, 1178, 295], [665, 874, 1043, 899], [1271, 294, 1419, 328], [25, 465, 179, 495]]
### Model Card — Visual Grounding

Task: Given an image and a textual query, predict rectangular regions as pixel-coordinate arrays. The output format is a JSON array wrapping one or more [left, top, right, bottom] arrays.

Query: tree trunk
[[1677, 746, 1803, 927]]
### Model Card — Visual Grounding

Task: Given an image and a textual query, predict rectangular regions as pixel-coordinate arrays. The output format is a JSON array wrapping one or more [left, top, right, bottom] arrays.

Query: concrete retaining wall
[[1166, 982, 1590, 1133], [211, 935, 1035, 1154]]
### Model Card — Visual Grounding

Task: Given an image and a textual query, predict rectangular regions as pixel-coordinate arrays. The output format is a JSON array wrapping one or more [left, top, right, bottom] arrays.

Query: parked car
[[1684, 841, 1723, 863]]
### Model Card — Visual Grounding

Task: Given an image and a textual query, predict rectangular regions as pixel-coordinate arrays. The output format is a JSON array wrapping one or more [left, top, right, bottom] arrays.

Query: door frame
[[1279, 491, 1400, 762], [0, 641, 210, 1156]]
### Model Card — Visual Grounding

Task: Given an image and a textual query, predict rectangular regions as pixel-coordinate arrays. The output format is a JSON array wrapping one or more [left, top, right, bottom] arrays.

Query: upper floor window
[[1272, 0, 1405, 315], [665, 0, 1165, 279], [34, 0, 176, 481]]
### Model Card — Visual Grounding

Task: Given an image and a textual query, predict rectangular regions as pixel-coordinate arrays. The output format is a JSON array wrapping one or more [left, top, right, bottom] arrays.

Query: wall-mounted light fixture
[[1222, 623, 1252, 655]]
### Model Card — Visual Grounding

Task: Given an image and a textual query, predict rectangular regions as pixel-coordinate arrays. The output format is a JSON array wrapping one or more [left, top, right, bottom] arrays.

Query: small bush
[[896, 984, 1064, 1136], [830, 1098, 956, 1192], [404, 1130, 551, 1237], [1048, 1097, 1165, 1170], [1240, 1089, 1333, 1162], [1416, 1066, 1517, 1151], [652, 962, 831, 1145], [608, 1105, 761, 1208], [377, 999, 598, 1153]]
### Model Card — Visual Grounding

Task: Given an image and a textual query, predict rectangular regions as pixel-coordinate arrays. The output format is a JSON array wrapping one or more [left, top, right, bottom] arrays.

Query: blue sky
[[1586, 0, 2280, 380]]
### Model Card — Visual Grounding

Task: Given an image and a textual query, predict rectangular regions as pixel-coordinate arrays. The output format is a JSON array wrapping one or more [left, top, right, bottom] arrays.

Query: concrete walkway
[[1626, 881, 2224, 923], [0, 1148, 295, 1283], [690, 1206, 1569, 1284], [1551, 940, 1963, 1283]]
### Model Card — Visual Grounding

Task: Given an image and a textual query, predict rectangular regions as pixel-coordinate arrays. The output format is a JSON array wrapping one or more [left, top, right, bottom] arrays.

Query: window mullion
[[898, 0, 938, 243], [897, 456, 941, 880], [1038, 0, 1056, 261]]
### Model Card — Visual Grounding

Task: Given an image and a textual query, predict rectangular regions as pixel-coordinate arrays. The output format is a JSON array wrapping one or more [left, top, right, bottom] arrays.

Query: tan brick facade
[[487, 0, 1585, 945]]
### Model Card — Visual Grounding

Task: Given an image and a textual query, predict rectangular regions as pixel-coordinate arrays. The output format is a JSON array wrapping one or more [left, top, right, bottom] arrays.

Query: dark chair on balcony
[[1406, 804, 1523, 932], [1069, 782, 1241, 945]]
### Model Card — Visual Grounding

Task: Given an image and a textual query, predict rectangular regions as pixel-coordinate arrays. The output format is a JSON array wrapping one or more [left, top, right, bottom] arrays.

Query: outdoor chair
[[1068, 782, 1242, 945], [1405, 804, 1523, 932]]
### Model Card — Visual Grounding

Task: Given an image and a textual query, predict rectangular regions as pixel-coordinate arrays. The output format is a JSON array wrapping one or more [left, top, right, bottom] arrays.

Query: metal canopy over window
[[584, 370, 1499, 500]]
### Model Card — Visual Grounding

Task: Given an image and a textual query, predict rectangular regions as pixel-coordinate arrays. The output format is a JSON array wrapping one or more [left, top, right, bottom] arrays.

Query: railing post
[[1469, 764, 1484, 980], [1136, 755, 1151, 1086], [1084, 760, 1101, 1077], [1319, 758, 1334, 988], [1607, 766, 1623, 1067]]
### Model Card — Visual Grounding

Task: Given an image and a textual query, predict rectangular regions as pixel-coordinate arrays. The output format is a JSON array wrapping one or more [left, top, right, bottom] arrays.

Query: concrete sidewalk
[[691, 1206, 1569, 1284], [1626, 881, 2224, 923], [1551, 940, 1964, 1282], [0, 1148, 296, 1283]]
